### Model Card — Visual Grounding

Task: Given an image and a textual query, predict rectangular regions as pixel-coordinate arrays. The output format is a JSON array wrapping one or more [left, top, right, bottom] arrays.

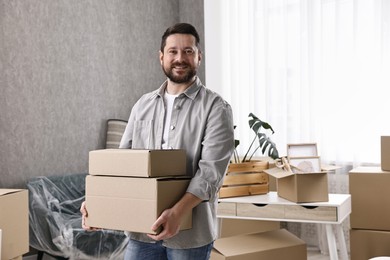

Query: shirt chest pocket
[[132, 120, 153, 149]]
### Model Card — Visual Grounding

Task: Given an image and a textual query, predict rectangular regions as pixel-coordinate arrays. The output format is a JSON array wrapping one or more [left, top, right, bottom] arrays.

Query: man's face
[[160, 34, 202, 84]]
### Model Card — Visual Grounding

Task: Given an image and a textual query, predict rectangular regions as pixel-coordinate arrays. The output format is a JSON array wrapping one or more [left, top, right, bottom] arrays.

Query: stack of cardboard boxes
[[349, 136, 390, 259], [85, 149, 192, 234], [0, 189, 29, 260], [210, 144, 323, 259]]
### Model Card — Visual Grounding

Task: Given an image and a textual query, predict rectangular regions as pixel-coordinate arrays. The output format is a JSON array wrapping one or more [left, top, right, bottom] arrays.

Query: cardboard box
[[0, 189, 29, 260], [89, 149, 186, 177], [350, 229, 390, 260], [85, 175, 192, 234], [264, 167, 328, 203], [349, 167, 390, 231], [211, 229, 306, 260], [218, 218, 280, 238], [381, 136, 390, 171]]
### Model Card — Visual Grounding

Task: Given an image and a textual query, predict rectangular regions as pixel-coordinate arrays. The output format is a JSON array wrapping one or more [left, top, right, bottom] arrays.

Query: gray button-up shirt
[[119, 77, 234, 249]]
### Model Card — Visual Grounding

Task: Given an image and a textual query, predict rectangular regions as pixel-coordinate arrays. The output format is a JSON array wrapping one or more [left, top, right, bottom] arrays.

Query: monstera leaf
[[240, 113, 279, 162]]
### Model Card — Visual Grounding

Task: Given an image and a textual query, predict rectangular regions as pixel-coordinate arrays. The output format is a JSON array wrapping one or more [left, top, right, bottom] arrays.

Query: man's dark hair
[[160, 23, 200, 52]]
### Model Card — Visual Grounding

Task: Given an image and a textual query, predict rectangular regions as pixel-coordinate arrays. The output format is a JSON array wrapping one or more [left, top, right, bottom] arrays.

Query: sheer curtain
[[205, 0, 390, 254], [205, 0, 390, 168]]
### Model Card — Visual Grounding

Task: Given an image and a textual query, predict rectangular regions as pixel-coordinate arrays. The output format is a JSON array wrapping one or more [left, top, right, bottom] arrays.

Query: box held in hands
[[89, 149, 187, 177], [85, 175, 192, 234]]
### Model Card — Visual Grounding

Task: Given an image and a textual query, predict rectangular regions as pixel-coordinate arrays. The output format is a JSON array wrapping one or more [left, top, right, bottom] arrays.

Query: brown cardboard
[[264, 167, 328, 203], [0, 189, 29, 260], [381, 136, 390, 171], [85, 175, 192, 234], [89, 149, 186, 177], [350, 229, 390, 260], [349, 167, 390, 231], [211, 229, 306, 260], [218, 218, 280, 238]]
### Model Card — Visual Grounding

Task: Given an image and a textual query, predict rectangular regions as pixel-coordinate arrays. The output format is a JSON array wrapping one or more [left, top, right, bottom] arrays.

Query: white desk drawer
[[217, 202, 236, 216], [237, 203, 285, 219], [284, 205, 337, 222]]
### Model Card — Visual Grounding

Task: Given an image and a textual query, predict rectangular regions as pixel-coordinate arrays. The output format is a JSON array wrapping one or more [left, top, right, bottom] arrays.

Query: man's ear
[[159, 50, 164, 65], [198, 51, 202, 65]]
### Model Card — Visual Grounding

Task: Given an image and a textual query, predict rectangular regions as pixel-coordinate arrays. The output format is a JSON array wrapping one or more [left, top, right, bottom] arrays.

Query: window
[[205, 0, 390, 167]]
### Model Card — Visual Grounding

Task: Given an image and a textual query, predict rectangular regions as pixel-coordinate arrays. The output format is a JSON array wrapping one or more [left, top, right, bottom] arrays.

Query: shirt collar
[[151, 77, 202, 100]]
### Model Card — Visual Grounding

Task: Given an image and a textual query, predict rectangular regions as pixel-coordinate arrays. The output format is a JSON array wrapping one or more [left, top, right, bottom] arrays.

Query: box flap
[[0, 189, 23, 196], [213, 229, 305, 256], [321, 164, 341, 171], [264, 167, 295, 179]]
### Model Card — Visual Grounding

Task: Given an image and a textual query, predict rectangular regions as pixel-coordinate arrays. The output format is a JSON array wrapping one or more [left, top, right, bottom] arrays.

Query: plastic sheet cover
[[27, 173, 129, 259]]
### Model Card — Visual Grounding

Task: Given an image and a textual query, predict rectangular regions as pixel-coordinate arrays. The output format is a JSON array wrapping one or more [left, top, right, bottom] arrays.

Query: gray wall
[[0, 0, 204, 188]]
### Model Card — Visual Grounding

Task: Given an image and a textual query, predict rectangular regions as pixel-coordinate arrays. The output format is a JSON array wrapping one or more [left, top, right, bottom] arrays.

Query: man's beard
[[162, 62, 197, 84]]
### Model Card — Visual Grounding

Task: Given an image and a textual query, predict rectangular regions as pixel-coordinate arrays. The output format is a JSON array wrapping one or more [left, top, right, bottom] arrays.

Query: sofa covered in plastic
[[27, 173, 129, 260]]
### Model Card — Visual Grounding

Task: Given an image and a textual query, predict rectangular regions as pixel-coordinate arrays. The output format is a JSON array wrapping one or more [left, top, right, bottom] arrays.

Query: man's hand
[[80, 201, 101, 231], [147, 192, 202, 241], [147, 208, 181, 241]]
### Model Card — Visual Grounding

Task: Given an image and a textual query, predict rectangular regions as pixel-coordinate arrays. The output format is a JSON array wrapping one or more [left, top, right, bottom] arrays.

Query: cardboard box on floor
[[350, 229, 390, 260], [0, 189, 29, 260], [89, 149, 186, 177], [349, 166, 390, 231], [85, 175, 192, 234], [218, 218, 280, 238], [210, 229, 306, 260], [264, 167, 328, 203]]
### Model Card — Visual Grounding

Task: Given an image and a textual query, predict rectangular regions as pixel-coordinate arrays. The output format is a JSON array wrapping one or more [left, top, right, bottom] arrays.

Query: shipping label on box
[[264, 167, 329, 203], [0, 189, 29, 260], [89, 149, 187, 177], [85, 175, 192, 234]]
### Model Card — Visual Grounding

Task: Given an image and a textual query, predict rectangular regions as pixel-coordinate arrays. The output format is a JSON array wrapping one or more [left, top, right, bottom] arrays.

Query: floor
[[307, 247, 341, 260], [24, 247, 340, 260]]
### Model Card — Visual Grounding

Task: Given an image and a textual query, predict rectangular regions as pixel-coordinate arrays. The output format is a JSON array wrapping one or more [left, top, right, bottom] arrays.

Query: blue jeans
[[124, 239, 213, 260]]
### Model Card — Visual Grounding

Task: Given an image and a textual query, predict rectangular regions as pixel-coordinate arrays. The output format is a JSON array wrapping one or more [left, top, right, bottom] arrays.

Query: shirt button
[[174, 105, 181, 110], [170, 125, 175, 130]]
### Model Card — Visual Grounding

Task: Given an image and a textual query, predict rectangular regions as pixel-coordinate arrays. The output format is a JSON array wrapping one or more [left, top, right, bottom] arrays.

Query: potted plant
[[219, 113, 279, 198]]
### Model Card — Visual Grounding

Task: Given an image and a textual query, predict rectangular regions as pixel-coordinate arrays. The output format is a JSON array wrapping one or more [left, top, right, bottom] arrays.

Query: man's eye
[[185, 50, 194, 55], [168, 50, 177, 55]]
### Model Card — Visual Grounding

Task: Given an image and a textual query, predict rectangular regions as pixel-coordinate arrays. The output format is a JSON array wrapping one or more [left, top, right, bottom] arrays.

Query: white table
[[217, 192, 351, 260]]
